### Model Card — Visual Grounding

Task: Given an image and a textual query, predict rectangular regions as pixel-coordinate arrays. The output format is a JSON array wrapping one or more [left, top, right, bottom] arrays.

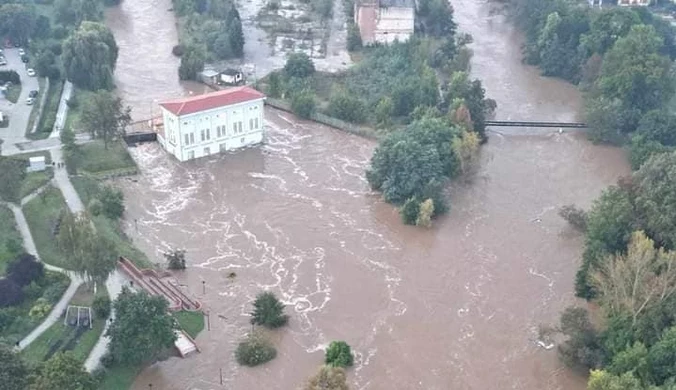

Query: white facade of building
[[158, 87, 266, 162]]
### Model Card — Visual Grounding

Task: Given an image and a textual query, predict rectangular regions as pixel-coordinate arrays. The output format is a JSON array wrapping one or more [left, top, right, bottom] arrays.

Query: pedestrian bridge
[[485, 121, 587, 129]]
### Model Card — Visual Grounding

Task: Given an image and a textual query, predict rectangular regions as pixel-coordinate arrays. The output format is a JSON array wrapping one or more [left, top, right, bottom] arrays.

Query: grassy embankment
[[27, 79, 64, 140], [25, 77, 47, 136], [21, 284, 109, 364]]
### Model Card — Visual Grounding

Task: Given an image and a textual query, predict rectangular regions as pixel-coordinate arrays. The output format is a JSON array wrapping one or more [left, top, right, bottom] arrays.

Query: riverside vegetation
[[513, 1, 676, 389], [263, 0, 495, 227]]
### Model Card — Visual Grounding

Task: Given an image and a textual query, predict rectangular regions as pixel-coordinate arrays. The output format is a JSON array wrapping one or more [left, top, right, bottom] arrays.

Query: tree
[[7, 253, 44, 287], [416, 198, 435, 228], [35, 50, 61, 80], [57, 212, 117, 284], [55, 0, 103, 26], [291, 89, 316, 119], [629, 134, 671, 171], [251, 291, 288, 328], [99, 185, 124, 218], [29, 352, 96, 390], [374, 97, 393, 128], [0, 344, 29, 390], [400, 196, 420, 225], [445, 72, 495, 140], [417, 0, 456, 38], [327, 91, 366, 123], [0, 278, 23, 307], [649, 326, 676, 385], [347, 23, 362, 51], [0, 157, 27, 203], [226, 7, 244, 57], [304, 366, 349, 390], [79, 90, 131, 149], [107, 288, 177, 364], [451, 129, 480, 176], [178, 45, 205, 81], [267, 72, 282, 98], [164, 249, 186, 270], [0, 4, 37, 46], [235, 331, 277, 366], [63, 22, 118, 91], [593, 231, 676, 325], [284, 52, 315, 79], [325, 341, 354, 368], [587, 370, 644, 390], [608, 342, 650, 383], [593, 25, 674, 134], [557, 306, 604, 371], [559, 204, 588, 232], [635, 152, 676, 248]]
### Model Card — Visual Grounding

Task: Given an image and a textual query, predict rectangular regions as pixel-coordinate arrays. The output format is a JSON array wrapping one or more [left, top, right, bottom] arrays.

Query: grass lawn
[[0, 204, 21, 274], [76, 140, 137, 175], [21, 284, 108, 364], [70, 176, 152, 269], [173, 311, 205, 339], [20, 170, 54, 199], [0, 271, 70, 345], [28, 79, 64, 140], [98, 364, 142, 390], [26, 77, 46, 136], [6, 83, 21, 103], [22, 185, 69, 268]]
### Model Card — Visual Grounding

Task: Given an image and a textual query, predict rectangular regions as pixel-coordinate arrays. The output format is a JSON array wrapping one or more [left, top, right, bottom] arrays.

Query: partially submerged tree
[[325, 341, 354, 368], [251, 291, 288, 328], [304, 366, 349, 390], [164, 249, 186, 270], [559, 204, 588, 232], [235, 330, 277, 366]]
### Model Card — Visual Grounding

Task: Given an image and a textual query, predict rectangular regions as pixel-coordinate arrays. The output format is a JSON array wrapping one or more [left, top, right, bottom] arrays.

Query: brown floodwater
[[104, 0, 631, 389]]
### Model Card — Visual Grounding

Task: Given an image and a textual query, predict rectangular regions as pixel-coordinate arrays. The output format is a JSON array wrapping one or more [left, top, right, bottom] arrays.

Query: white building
[[354, 0, 415, 45], [157, 86, 266, 162], [617, 0, 650, 5]]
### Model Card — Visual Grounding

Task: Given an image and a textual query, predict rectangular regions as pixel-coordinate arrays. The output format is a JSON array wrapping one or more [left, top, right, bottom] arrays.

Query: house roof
[[159, 86, 266, 117], [200, 69, 219, 77]]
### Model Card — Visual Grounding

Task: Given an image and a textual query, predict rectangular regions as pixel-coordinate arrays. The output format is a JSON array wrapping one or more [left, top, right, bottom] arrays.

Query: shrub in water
[[235, 332, 277, 366], [325, 341, 354, 368]]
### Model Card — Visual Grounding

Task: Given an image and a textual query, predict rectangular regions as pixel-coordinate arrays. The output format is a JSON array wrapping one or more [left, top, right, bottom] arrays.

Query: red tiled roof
[[159, 86, 266, 117]]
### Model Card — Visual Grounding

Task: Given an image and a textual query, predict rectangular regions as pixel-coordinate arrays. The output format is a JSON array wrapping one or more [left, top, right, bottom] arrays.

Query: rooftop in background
[[374, 0, 415, 7], [159, 86, 266, 117]]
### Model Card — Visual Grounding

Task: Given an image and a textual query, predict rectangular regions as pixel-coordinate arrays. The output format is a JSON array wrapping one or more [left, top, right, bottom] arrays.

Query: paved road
[[0, 48, 40, 155]]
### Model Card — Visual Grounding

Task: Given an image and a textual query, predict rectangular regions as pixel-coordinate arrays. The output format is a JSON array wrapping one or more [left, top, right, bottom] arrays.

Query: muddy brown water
[[104, 0, 630, 388]]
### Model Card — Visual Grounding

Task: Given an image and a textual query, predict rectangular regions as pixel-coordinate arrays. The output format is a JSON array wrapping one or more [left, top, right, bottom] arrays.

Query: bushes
[[284, 52, 315, 79], [92, 295, 111, 319], [0, 278, 24, 308], [164, 249, 186, 270], [29, 298, 52, 319], [251, 291, 288, 328], [326, 92, 366, 124], [558, 204, 588, 232], [235, 331, 277, 366], [178, 45, 205, 81], [7, 253, 44, 286], [347, 23, 362, 52], [172, 44, 185, 56], [99, 185, 124, 219], [325, 341, 353, 368]]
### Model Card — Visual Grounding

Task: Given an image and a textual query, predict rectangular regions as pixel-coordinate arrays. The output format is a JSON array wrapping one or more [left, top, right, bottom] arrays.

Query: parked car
[[18, 48, 25, 56], [21, 55, 29, 63], [26, 68, 35, 77], [26, 97, 35, 105], [0, 58, 6, 66], [29, 90, 38, 98]]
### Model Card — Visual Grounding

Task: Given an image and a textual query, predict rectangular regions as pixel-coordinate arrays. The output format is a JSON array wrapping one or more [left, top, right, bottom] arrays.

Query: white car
[[18, 48, 25, 56], [26, 97, 35, 105], [26, 68, 35, 77]]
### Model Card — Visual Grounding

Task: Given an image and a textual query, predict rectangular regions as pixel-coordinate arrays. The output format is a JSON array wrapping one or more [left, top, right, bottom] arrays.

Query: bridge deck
[[485, 121, 587, 128]]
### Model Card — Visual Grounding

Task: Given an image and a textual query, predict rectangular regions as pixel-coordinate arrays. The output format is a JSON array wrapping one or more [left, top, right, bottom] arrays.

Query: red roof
[[159, 86, 266, 116]]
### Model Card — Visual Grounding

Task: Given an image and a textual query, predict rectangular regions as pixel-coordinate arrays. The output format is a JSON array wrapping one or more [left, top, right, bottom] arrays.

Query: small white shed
[[28, 156, 46, 172]]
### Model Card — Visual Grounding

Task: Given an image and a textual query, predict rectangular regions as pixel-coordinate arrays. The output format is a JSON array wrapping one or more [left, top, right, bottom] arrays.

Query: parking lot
[[0, 47, 40, 155]]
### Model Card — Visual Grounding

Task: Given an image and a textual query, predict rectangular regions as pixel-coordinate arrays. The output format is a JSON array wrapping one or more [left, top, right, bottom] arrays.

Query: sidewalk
[[3, 200, 83, 351], [50, 148, 84, 213]]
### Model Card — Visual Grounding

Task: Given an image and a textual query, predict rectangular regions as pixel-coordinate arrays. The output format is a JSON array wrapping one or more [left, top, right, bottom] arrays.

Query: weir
[[485, 121, 587, 128]]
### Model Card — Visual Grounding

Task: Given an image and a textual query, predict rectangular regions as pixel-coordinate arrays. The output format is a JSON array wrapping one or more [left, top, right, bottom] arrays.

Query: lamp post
[[202, 280, 205, 294]]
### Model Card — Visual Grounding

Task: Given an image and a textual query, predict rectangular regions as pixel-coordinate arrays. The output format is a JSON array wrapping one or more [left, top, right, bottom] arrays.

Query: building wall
[[355, 3, 377, 44], [617, 0, 650, 5], [160, 98, 265, 162], [374, 7, 414, 44]]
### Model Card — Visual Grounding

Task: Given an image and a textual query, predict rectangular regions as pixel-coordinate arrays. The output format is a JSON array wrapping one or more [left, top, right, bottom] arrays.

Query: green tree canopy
[[251, 291, 289, 328], [63, 22, 119, 90], [29, 352, 96, 390], [106, 288, 178, 365], [635, 152, 676, 248], [325, 341, 354, 368], [79, 90, 131, 149], [0, 344, 29, 390], [178, 45, 205, 81], [284, 52, 315, 79], [0, 4, 37, 46], [304, 366, 349, 390]]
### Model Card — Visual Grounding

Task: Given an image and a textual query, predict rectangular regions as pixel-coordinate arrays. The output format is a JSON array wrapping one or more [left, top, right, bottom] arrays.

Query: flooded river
[[105, 0, 630, 388]]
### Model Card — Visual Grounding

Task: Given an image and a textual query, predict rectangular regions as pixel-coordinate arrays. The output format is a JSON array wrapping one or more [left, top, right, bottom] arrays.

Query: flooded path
[[103, 0, 631, 389]]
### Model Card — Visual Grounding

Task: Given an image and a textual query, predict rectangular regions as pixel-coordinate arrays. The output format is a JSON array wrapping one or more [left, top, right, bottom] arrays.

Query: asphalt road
[[0, 47, 40, 155]]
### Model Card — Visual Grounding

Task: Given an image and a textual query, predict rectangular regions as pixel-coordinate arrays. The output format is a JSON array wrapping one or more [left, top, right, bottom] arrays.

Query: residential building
[[157, 86, 266, 162], [354, 0, 415, 45]]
